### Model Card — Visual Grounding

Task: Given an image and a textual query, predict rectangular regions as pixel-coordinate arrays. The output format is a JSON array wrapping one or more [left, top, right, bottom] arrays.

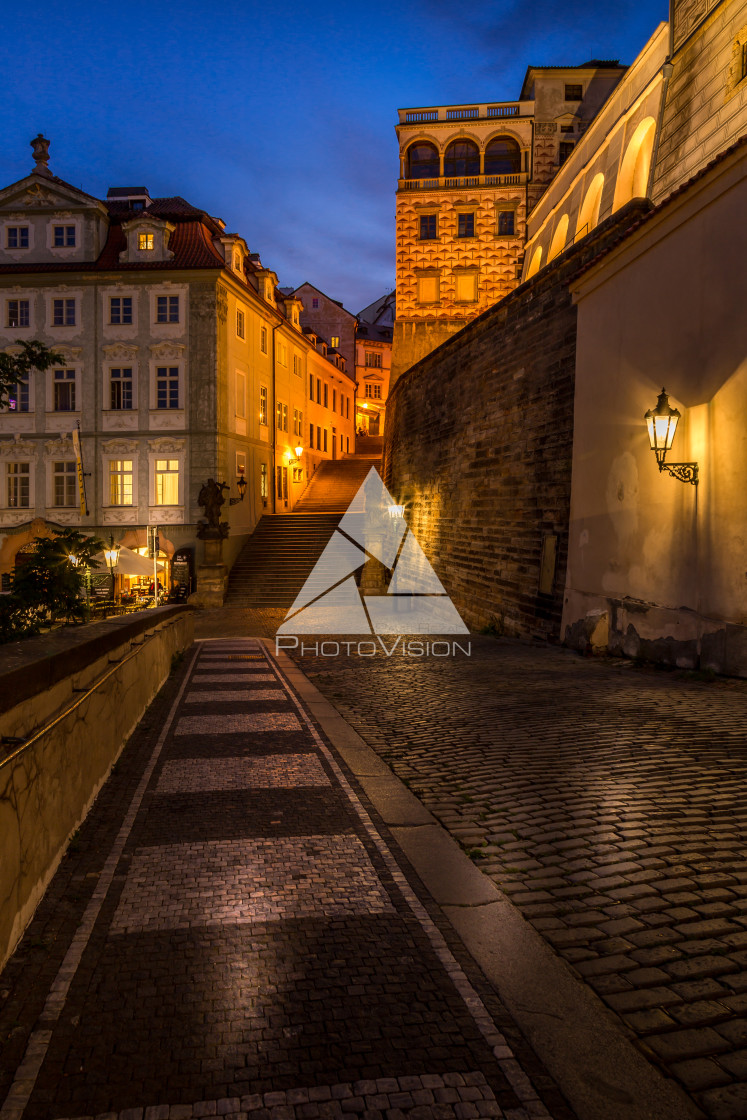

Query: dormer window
[[233, 252, 241, 270], [7, 227, 29, 249], [53, 226, 76, 247], [139, 233, 154, 251]]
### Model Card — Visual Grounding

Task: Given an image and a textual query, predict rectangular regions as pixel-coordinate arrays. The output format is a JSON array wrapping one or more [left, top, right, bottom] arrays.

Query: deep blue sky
[[3, 0, 667, 313]]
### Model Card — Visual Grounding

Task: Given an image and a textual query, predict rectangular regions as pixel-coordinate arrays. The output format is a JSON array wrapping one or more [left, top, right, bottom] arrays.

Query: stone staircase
[[293, 456, 377, 513], [224, 514, 341, 608]]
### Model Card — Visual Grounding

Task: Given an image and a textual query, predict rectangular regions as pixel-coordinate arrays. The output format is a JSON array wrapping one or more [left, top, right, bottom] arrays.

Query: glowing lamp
[[644, 388, 698, 485], [388, 504, 405, 519], [229, 472, 247, 505]]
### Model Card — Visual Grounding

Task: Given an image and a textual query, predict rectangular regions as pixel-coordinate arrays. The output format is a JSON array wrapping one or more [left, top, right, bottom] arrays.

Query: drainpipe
[[271, 321, 283, 514], [646, 54, 674, 202]]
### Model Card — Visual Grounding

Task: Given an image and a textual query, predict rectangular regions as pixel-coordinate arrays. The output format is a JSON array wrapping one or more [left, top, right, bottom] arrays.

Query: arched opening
[[613, 117, 657, 211], [548, 214, 570, 262], [576, 173, 605, 241], [484, 137, 521, 175], [526, 246, 543, 279], [405, 141, 440, 180], [444, 139, 480, 177]]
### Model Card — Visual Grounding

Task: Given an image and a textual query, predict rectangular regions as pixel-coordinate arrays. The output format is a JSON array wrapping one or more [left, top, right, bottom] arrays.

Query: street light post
[[104, 535, 120, 600]]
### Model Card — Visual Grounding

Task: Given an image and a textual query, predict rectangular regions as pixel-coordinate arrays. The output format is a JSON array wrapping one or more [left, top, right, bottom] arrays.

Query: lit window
[[565, 84, 583, 101], [497, 211, 515, 236], [53, 461, 76, 506], [156, 366, 179, 409], [236, 370, 246, 419], [276, 401, 288, 432], [277, 341, 287, 366], [365, 352, 382, 368], [109, 460, 133, 506], [236, 308, 245, 338], [260, 325, 268, 353], [155, 459, 179, 505], [52, 298, 76, 326], [259, 385, 268, 426], [53, 368, 76, 411], [7, 462, 29, 508], [260, 463, 268, 499], [8, 373, 29, 413], [330, 336, 339, 348], [156, 295, 179, 323], [6, 227, 29, 249], [457, 213, 475, 238], [419, 214, 437, 240], [7, 300, 29, 328], [110, 368, 133, 410], [53, 226, 76, 247], [455, 272, 478, 302], [139, 232, 154, 250], [110, 297, 133, 324]]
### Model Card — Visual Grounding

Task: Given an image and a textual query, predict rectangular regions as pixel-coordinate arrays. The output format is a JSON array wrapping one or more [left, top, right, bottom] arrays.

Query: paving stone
[[669, 1058, 732, 1091], [647, 1028, 732, 1062]]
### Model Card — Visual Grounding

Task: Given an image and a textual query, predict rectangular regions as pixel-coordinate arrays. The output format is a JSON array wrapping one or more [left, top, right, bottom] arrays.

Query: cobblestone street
[[274, 627, 747, 1120], [0, 636, 575, 1120]]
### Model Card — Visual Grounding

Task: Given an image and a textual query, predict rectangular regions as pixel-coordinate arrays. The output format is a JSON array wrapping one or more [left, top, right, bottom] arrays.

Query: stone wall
[[0, 606, 194, 970], [383, 200, 651, 638]]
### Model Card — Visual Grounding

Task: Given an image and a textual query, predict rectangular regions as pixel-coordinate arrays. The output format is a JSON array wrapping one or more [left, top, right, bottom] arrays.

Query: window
[[53, 226, 75, 247], [156, 295, 179, 323], [53, 368, 76, 411], [154, 459, 179, 505], [156, 366, 180, 409], [293, 408, 303, 436], [8, 373, 29, 412], [259, 385, 268, 426], [365, 384, 382, 399], [405, 142, 439, 180], [260, 463, 268, 500], [110, 297, 133, 324], [444, 139, 479, 177], [419, 214, 438, 240], [276, 401, 288, 431], [559, 142, 575, 165], [7, 462, 29, 508], [139, 232, 154, 250], [293, 353, 302, 376], [365, 351, 382, 368], [233, 252, 240, 270], [560, 124, 574, 134], [309, 422, 314, 445], [742, 40, 747, 80], [417, 275, 439, 304], [332, 389, 337, 413], [7, 227, 29, 249], [455, 272, 478, 302], [110, 367, 133, 410], [484, 138, 521, 176], [323, 383, 329, 408], [7, 300, 29, 328], [457, 213, 475, 238], [330, 336, 339, 348], [53, 461, 76, 506], [323, 429, 328, 452], [316, 378, 321, 405], [346, 397, 350, 419], [108, 460, 133, 506], [236, 309, 245, 338], [260, 325, 268, 353], [497, 211, 515, 236], [53, 298, 76, 326], [312, 297, 319, 308], [236, 370, 246, 418], [316, 425, 321, 450], [565, 84, 583, 101]]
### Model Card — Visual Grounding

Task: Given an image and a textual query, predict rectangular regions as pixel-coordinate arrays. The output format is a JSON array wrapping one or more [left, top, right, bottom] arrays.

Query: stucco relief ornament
[[196, 478, 229, 540]]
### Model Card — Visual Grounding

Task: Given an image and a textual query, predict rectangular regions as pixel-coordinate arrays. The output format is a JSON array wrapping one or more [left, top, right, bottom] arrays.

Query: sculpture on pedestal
[[196, 478, 229, 540]]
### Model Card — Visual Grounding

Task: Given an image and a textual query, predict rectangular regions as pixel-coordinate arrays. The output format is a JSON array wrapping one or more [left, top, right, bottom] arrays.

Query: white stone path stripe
[[263, 641, 553, 1120], [110, 834, 392, 934], [184, 689, 286, 703], [175, 712, 301, 736], [155, 754, 330, 793], [0, 646, 201, 1120], [190, 673, 277, 683]]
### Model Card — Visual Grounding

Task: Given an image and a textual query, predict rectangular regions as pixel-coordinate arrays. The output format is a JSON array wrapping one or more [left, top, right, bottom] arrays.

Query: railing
[[398, 172, 527, 191], [401, 103, 529, 125]]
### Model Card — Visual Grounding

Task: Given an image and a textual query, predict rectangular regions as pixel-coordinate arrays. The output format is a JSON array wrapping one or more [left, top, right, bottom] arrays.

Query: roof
[[106, 187, 149, 197], [291, 281, 357, 320], [520, 59, 627, 100], [357, 290, 395, 324]]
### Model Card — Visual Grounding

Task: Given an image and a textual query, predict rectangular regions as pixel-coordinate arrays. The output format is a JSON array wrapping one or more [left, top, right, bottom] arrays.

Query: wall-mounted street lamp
[[644, 388, 699, 486], [104, 534, 121, 598], [387, 504, 405, 519], [229, 472, 248, 506], [288, 446, 304, 465]]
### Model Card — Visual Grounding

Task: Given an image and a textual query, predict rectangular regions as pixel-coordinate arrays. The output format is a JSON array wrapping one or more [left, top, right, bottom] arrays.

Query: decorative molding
[[148, 437, 186, 453], [102, 412, 139, 432], [148, 410, 185, 430], [535, 123, 557, 135], [103, 508, 139, 525], [44, 436, 74, 456], [51, 346, 83, 361], [45, 510, 80, 525], [102, 438, 139, 454], [0, 511, 29, 525], [22, 184, 55, 206], [0, 435, 36, 457], [103, 343, 139, 359], [149, 506, 184, 524], [148, 342, 185, 360]]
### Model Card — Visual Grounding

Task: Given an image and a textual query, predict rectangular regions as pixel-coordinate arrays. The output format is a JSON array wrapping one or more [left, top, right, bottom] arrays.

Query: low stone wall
[[384, 200, 651, 639], [0, 606, 194, 970]]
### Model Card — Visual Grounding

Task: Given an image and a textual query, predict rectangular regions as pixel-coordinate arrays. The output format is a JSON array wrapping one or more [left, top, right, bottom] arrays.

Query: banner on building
[[71, 424, 88, 516]]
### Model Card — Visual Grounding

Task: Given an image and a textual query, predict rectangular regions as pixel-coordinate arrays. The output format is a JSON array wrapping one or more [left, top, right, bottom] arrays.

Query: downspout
[[271, 321, 282, 514]]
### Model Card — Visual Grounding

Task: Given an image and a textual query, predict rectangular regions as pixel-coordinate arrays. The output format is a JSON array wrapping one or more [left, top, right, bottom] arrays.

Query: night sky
[[4, 0, 667, 313]]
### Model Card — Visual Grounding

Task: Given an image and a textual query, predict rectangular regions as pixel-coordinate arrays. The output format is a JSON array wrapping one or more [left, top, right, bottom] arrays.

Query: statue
[[196, 478, 229, 539]]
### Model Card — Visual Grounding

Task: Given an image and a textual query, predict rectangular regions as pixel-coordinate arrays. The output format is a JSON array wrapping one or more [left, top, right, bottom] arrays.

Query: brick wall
[[382, 200, 651, 639]]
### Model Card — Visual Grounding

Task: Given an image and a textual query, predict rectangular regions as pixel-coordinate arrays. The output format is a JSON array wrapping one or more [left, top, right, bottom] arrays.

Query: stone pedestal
[[188, 537, 228, 608]]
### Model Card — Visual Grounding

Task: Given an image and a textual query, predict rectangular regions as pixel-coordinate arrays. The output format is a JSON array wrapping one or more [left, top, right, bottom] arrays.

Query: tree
[[0, 341, 64, 409], [6, 529, 105, 632]]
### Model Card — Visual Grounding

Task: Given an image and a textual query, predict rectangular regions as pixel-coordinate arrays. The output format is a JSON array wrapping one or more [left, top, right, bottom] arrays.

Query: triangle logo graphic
[[277, 467, 469, 635]]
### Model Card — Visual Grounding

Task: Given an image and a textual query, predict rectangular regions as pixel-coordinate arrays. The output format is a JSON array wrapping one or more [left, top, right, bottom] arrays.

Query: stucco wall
[[563, 143, 747, 672], [383, 201, 650, 638], [0, 607, 194, 970]]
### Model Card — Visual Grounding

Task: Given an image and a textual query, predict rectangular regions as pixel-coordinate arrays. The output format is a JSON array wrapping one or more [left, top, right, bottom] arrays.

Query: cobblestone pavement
[[0, 638, 574, 1120], [273, 630, 747, 1120]]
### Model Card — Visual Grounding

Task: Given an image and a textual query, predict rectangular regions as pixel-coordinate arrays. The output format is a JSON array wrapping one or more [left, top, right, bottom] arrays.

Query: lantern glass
[[294, 446, 304, 459], [645, 389, 680, 455]]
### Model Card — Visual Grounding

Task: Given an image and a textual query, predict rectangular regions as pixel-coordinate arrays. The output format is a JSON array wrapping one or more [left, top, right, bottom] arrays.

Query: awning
[[92, 546, 165, 576]]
